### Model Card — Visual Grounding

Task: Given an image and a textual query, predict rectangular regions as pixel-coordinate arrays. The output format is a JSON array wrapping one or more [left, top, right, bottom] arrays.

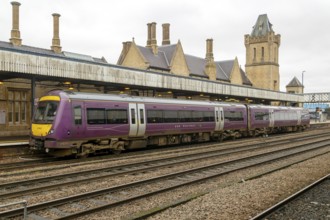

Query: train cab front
[[29, 96, 59, 153]]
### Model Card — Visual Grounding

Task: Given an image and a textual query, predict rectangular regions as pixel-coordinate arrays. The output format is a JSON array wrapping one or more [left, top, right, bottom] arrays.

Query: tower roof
[[286, 76, 303, 87], [251, 14, 274, 37]]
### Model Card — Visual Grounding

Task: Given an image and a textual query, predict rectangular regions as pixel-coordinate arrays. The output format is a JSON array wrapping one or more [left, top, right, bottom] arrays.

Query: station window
[[7, 90, 28, 125]]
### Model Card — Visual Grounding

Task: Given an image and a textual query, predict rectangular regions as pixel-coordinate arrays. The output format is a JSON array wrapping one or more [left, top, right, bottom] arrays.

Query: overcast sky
[[1, 0, 329, 93]]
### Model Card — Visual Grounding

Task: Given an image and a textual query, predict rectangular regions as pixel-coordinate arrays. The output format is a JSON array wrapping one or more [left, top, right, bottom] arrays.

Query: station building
[[0, 2, 303, 137]]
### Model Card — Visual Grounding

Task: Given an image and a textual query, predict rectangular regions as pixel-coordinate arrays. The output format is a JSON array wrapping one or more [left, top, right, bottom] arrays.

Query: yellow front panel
[[32, 124, 52, 137], [39, 96, 60, 101]]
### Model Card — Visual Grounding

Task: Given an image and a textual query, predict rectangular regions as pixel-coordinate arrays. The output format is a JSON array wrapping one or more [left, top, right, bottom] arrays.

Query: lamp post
[[302, 70, 306, 86]]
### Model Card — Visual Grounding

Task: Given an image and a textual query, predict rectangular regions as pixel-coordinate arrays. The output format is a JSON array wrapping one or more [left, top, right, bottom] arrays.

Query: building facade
[[117, 23, 252, 91], [244, 14, 281, 91]]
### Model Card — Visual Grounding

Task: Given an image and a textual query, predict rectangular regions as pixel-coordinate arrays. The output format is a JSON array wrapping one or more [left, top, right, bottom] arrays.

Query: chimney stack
[[51, 13, 62, 53], [122, 41, 132, 54], [162, 23, 170, 45], [10, 1, 22, 46], [146, 22, 157, 54], [206, 38, 214, 61], [205, 39, 216, 80], [146, 23, 152, 47]]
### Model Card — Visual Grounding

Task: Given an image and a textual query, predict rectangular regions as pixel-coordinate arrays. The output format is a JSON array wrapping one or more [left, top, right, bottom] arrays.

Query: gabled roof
[[137, 45, 172, 70], [251, 14, 274, 37], [215, 60, 233, 81], [286, 76, 303, 87], [185, 54, 208, 78], [240, 67, 253, 86], [158, 44, 177, 64]]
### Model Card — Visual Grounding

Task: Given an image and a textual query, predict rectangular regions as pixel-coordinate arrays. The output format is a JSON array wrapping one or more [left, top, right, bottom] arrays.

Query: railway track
[[0, 134, 329, 219], [1, 132, 330, 199], [251, 174, 330, 220], [1, 129, 329, 175]]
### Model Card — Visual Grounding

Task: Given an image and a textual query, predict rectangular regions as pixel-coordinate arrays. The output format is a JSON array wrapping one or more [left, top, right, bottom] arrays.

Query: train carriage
[[30, 90, 310, 157], [248, 105, 310, 135]]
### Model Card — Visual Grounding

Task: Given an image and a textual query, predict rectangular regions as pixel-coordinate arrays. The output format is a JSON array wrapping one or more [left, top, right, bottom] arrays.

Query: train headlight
[[48, 129, 54, 135]]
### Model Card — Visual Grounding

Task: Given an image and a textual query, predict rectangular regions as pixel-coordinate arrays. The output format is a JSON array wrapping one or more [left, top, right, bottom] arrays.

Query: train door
[[215, 106, 224, 131], [269, 109, 274, 127], [128, 103, 146, 137], [72, 101, 85, 138]]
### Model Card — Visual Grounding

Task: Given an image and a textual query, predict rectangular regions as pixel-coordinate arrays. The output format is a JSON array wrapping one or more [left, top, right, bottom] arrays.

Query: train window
[[224, 111, 244, 121], [147, 110, 163, 123], [131, 108, 136, 124], [254, 112, 269, 121], [139, 109, 144, 124], [179, 111, 192, 122], [192, 111, 203, 122], [87, 108, 106, 124], [106, 109, 128, 124], [74, 106, 82, 125], [164, 110, 178, 123], [33, 101, 58, 123], [203, 111, 215, 122]]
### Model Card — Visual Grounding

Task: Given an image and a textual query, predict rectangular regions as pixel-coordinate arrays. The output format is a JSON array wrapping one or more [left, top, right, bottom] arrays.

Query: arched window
[[253, 48, 256, 61], [261, 47, 264, 60]]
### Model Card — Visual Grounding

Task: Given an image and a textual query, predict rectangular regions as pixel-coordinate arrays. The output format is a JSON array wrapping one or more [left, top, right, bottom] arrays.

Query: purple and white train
[[30, 90, 310, 157]]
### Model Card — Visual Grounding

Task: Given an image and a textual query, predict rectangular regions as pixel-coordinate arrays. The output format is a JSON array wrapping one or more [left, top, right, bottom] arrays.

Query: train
[[29, 90, 310, 157]]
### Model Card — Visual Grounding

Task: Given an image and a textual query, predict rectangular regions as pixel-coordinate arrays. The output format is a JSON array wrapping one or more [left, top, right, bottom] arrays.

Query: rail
[[0, 200, 27, 219]]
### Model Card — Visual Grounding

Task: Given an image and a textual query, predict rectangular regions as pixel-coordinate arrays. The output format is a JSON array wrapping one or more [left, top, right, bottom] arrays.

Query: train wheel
[[75, 153, 88, 159], [111, 149, 122, 155], [218, 134, 224, 142], [111, 141, 124, 155]]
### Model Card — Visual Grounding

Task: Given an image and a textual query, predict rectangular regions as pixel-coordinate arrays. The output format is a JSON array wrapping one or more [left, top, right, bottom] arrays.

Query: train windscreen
[[33, 101, 59, 123]]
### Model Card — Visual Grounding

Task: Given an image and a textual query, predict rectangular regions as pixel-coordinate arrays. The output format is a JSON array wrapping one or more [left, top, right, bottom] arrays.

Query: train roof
[[248, 104, 304, 110], [50, 90, 246, 108]]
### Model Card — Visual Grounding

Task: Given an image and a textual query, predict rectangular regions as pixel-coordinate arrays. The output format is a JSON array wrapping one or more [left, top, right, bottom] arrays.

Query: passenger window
[[147, 110, 163, 123], [164, 110, 178, 123], [106, 109, 128, 124], [224, 111, 243, 121], [74, 106, 82, 125], [87, 108, 106, 124]]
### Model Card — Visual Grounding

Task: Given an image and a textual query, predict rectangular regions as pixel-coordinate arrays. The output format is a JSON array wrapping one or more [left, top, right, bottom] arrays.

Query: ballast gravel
[[147, 152, 330, 220]]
